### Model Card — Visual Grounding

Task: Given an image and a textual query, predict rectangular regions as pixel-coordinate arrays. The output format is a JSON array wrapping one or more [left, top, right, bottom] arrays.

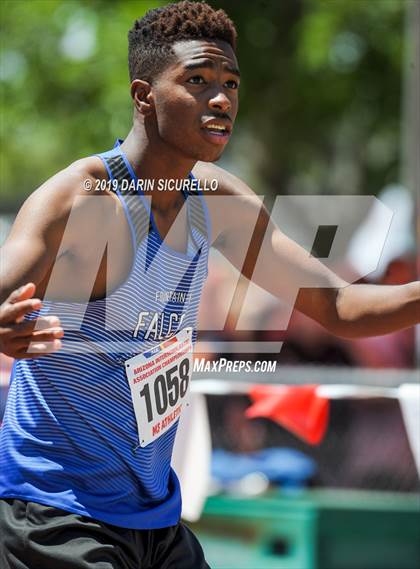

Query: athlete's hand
[[0, 283, 63, 359]]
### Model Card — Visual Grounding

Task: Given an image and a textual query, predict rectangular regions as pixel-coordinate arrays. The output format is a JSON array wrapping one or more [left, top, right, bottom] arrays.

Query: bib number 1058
[[139, 357, 190, 423], [125, 327, 193, 446]]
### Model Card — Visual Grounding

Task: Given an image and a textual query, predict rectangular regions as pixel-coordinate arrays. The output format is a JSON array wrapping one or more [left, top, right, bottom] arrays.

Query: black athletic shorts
[[0, 498, 210, 569]]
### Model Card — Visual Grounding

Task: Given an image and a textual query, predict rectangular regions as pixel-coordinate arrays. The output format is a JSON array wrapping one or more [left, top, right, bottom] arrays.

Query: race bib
[[125, 328, 193, 447]]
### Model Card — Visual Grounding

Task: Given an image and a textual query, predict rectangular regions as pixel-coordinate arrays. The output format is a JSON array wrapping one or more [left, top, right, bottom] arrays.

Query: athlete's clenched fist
[[0, 283, 63, 359]]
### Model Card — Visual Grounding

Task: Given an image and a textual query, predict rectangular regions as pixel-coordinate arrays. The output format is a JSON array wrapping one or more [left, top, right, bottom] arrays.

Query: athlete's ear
[[131, 80, 154, 116]]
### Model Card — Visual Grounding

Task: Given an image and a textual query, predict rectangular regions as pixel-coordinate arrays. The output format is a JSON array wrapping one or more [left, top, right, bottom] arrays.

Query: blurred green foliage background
[[1, 0, 405, 211]]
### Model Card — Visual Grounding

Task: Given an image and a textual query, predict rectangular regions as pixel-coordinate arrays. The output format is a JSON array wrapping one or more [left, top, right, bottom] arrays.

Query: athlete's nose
[[208, 91, 231, 114]]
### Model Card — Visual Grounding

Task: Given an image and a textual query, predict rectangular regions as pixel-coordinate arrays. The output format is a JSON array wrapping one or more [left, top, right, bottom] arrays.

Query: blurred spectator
[[255, 304, 355, 366]]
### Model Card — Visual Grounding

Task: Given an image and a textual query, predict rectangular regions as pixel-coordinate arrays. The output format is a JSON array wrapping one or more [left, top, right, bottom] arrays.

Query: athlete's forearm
[[333, 281, 420, 338]]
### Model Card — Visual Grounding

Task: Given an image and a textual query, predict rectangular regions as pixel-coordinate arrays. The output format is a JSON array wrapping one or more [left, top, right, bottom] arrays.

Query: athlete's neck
[[120, 125, 196, 211]]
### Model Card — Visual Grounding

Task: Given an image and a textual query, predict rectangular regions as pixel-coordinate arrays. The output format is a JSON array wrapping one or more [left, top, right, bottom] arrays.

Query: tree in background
[[1, 0, 404, 210]]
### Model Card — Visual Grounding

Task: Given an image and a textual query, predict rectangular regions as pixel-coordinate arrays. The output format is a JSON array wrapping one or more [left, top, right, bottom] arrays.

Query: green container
[[313, 490, 420, 569], [190, 491, 420, 569], [191, 494, 317, 569]]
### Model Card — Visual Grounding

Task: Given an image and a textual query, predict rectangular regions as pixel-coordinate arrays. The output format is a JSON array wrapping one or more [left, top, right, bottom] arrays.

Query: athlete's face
[[151, 39, 240, 162]]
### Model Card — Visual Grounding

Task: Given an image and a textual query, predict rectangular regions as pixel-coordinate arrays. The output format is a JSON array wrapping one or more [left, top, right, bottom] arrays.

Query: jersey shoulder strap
[[96, 148, 150, 248]]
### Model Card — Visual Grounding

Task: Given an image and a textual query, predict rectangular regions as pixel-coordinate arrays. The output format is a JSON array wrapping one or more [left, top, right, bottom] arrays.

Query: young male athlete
[[0, 2, 419, 568]]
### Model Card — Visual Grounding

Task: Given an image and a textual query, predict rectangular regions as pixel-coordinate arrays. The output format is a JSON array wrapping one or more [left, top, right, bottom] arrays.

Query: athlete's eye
[[187, 75, 206, 85], [225, 79, 239, 90]]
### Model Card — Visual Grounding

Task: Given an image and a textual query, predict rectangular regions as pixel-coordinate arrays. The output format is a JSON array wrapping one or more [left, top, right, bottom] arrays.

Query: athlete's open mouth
[[202, 123, 230, 135], [201, 119, 232, 144]]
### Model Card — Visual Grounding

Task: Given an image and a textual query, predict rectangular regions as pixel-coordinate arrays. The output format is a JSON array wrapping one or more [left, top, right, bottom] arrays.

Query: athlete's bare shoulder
[[192, 161, 266, 244], [12, 155, 108, 222], [8, 154, 115, 245], [1, 154, 121, 297], [192, 161, 256, 197], [37, 155, 109, 202]]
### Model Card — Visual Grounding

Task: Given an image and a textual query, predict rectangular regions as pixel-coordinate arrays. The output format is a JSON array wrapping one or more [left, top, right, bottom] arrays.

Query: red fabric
[[245, 384, 329, 445]]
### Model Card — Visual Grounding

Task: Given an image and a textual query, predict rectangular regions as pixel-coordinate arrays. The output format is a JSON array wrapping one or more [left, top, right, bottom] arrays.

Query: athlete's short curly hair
[[128, 0, 237, 82]]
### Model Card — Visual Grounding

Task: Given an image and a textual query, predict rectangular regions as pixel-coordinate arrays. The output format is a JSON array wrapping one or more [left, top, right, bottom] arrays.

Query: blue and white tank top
[[0, 141, 211, 529]]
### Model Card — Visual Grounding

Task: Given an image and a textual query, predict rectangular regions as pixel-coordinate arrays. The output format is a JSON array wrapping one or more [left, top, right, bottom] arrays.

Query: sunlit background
[[1, 1, 419, 568]]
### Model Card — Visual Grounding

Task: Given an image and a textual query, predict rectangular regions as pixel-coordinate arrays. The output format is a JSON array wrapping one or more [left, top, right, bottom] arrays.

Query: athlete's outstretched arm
[[0, 164, 98, 358], [268, 224, 419, 338], [203, 165, 419, 338]]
